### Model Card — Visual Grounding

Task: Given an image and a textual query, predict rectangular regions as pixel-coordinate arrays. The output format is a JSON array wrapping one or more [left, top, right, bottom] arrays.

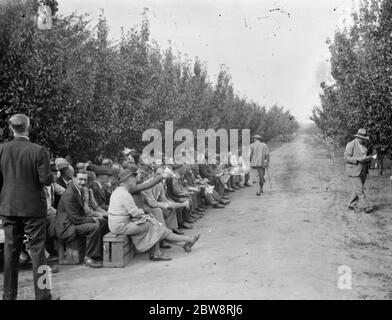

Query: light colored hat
[[55, 158, 70, 171], [354, 128, 369, 141], [253, 134, 262, 140], [75, 162, 89, 171], [118, 167, 138, 183]]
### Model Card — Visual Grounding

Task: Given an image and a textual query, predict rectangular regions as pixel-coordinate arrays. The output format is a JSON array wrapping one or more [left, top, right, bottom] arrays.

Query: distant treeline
[[0, 0, 299, 161]]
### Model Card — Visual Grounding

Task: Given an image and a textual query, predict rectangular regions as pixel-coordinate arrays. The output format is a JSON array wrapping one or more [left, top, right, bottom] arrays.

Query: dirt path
[[3, 133, 392, 299]]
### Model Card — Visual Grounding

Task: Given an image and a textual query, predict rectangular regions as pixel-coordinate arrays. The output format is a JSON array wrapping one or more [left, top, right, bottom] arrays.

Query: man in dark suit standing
[[0, 114, 53, 300]]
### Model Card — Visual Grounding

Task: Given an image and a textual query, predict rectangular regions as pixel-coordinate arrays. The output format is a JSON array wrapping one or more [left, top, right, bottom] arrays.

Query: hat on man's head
[[171, 163, 183, 171], [91, 165, 113, 176], [118, 166, 138, 183], [75, 162, 89, 172], [354, 128, 369, 141], [253, 134, 262, 140], [55, 158, 70, 171]]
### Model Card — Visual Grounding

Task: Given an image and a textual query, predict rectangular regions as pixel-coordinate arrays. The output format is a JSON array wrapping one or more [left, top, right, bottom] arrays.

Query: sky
[[58, 0, 359, 122]]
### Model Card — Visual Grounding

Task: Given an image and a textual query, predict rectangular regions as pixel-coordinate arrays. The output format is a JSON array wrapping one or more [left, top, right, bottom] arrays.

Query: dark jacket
[[54, 177, 69, 208], [56, 176, 68, 189], [166, 176, 190, 203], [199, 164, 216, 179], [0, 137, 52, 217], [91, 181, 109, 211], [55, 181, 95, 241]]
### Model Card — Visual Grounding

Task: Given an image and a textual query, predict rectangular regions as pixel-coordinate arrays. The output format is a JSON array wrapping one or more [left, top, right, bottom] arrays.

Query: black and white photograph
[[1, 0, 392, 303]]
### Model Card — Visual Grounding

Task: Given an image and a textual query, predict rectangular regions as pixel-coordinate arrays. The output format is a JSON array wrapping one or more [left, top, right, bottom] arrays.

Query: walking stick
[[266, 167, 272, 190]]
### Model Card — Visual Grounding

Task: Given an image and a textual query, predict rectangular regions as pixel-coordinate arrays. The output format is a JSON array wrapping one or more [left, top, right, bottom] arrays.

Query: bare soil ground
[[2, 133, 392, 299]]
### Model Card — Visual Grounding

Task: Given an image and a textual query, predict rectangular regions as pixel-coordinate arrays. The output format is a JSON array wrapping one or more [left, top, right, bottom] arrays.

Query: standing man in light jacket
[[0, 114, 54, 300], [344, 128, 374, 213], [250, 134, 269, 196]]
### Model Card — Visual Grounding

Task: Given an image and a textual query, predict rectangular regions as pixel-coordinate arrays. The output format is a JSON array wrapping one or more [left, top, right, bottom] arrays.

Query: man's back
[[0, 137, 52, 217], [250, 140, 269, 167]]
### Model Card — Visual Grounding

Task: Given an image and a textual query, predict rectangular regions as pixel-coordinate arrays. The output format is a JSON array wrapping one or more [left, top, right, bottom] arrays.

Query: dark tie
[[80, 189, 85, 203]]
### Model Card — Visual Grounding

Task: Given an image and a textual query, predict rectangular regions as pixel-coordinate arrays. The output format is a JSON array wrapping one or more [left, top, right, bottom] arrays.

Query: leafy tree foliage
[[312, 0, 392, 173], [1, 0, 298, 162]]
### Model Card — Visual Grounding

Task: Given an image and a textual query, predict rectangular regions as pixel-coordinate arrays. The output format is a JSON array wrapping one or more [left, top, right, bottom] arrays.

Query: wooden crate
[[57, 238, 85, 265], [103, 233, 134, 267]]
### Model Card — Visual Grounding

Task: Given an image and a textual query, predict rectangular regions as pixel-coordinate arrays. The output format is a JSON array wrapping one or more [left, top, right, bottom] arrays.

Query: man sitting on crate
[[55, 171, 104, 268]]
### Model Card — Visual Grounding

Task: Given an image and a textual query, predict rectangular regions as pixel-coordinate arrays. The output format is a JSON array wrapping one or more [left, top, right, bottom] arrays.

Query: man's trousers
[[348, 171, 368, 210], [1, 216, 51, 300], [75, 222, 102, 260]]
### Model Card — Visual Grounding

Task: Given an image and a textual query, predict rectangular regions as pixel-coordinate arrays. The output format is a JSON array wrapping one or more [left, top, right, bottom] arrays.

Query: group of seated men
[[40, 149, 251, 268]]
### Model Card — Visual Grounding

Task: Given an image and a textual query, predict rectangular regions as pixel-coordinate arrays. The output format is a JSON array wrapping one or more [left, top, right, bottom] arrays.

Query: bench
[[103, 232, 134, 267]]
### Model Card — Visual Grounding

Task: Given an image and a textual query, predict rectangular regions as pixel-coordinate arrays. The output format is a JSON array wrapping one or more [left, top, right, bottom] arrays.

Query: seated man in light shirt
[[108, 166, 200, 261]]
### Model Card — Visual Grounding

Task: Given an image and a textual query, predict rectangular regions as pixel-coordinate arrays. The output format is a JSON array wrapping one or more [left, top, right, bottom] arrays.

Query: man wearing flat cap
[[250, 134, 269, 196], [344, 128, 374, 213]]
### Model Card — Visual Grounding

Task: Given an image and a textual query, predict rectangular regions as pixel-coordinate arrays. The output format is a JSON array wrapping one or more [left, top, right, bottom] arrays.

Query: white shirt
[[108, 186, 144, 218]]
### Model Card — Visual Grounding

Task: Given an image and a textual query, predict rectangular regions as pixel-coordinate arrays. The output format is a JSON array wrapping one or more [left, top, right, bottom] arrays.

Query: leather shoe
[[213, 203, 225, 209], [183, 234, 201, 253], [160, 241, 172, 249], [149, 253, 172, 261], [179, 223, 193, 229], [190, 214, 199, 220], [173, 229, 185, 235], [47, 255, 59, 263], [49, 264, 59, 274], [84, 257, 103, 268]]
